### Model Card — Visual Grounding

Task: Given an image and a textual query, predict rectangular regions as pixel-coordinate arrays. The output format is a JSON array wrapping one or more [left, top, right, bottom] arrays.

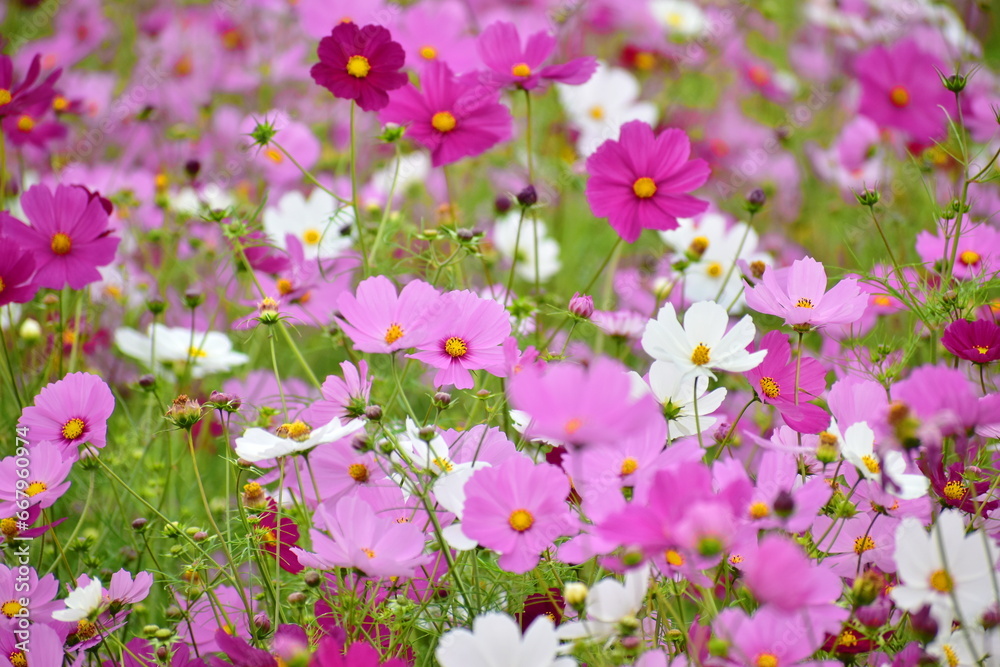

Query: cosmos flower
[[18, 372, 114, 459], [631, 361, 727, 437], [586, 120, 710, 243], [380, 60, 513, 167], [0, 53, 61, 120], [476, 21, 597, 91], [0, 441, 72, 510], [642, 301, 766, 381], [336, 275, 441, 354], [0, 233, 38, 307], [52, 576, 103, 622], [262, 188, 355, 261], [744, 256, 868, 330], [234, 417, 365, 463], [1, 184, 119, 290], [436, 613, 574, 667], [557, 565, 650, 641], [941, 318, 1000, 364], [114, 324, 250, 379], [744, 330, 828, 433], [838, 421, 928, 500], [310, 22, 407, 111]]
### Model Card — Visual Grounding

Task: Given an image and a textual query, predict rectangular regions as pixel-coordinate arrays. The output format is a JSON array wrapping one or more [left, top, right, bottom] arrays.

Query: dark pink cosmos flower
[[941, 319, 1000, 364], [744, 330, 829, 433], [380, 60, 513, 167], [854, 39, 954, 143], [2, 184, 119, 290], [257, 500, 303, 574], [310, 22, 407, 112], [585, 120, 710, 243], [0, 54, 61, 120], [0, 232, 38, 307], [476, 21, 596, 91]]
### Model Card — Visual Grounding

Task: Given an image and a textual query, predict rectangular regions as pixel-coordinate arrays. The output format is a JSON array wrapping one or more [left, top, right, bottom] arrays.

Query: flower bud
[[773, 490, 795, 518], [257, 297, 281, 325], [156, 646, 170, 662], [909, 605, 938, 643], [418, 426, 436, 442], [184, 159, 201, 178], [165, 395, 204, 430], [132, 518, 148, 531], [851, 569, 883, 606], [209, 390, 242, 412], [138, 374, 156, 390], [146, 298, 167, 315], [304, 571, 321, 588], [243, 481, 268, 510], [433, 392, 452, 408], [494, 194, 512, 214], [183, 290, 204, 309], [363, 405, 382, 421], [253, 612, 272, 634], [287, 592, 307, 605], [568, 293, 594, 319], [192, 531, 208, 542], [563, 582, 588, 608], [351, 434, 371, 452], [516, 185, 537, 207], [855, 186, 880, 208], [18, 318, 41, 342], [745, 188, 766, 213], [142, 624, 159, 638]]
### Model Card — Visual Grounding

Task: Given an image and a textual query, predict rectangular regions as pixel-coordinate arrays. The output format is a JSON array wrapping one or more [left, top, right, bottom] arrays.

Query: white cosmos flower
[[234, 417, 366, 462], [114, 324, 249, 379], [891, 511, 999, 630], [436, 613, 574, 667], [394, 418, 465, 475], [432, 462, 492, 551], [557, 564, 650, 642], [649, 0, 707, 37], [840, 422, 928, 500], [927, 626, 990, 667], [52, 577, 103, 622], [629, 362, 727, 437], [557, 61, 658, 157], [642, 301, 766, 381], [262, 188, 355, 260], [492, 212, 561, 283]]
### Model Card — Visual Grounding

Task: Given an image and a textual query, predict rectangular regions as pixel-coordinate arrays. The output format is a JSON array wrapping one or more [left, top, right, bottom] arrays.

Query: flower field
[[2, 0, 1000, 665]]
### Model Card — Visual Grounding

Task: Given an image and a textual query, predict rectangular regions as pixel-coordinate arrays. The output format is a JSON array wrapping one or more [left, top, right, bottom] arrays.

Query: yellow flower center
[[173, 54, 194, 77], [690, 343, 711, 366], [276, 278, 294, 295], [75, 619, 97, 639], [759, 377, 780, 399], [265, 148, 283, 163], [9, 651, 25, 667], [588, 105, 605, 120], [444, 337, 467, 358], [62, 418, 85, 440], [666, 11, 685, 27], [819, 431, 838, 446], [942, 644, 960, 667], [346, 55, 371, 78], [929, 569, 953, 593], [431, 111, 457, 133], [384, 323, 404, 344], [0, 89, 11, 106], [431, 457, 454, 473], [665, 549, 684, 566], [729, 554, 744, 564], [634, 52, 656, 70], [565, 417, 583, 435], [347, 463, 369, 482], [276, 421, 311, 441], [706, 261, 723, 277], [508, 509, 534, 532], [300, 228, 322, 245], [53, 95, 69, 112], [748, 65, 770, 86], [689, 236, 709, 255], [51, 232, 72, 255], [1, 601, 23, 618], [620, 457, 639, 476], [632, 177, 657, 199], [419, 45, 437, 60], [188, 346, 208, 358], [854, 535, 876, 554], [837, 630, 858, 648], [873, 295, 892, 307], [511, 62, 532, 77], [943, 480, 967, 501], [25, 482, 47, 498], [795, 298, 814, 308], [361, 547, 376, 559], [749, 501, 770, 519], [755, 654, 778, 667], [889, 85, 909, 108], [974, 345, 990, 355], [16, 115, 34, 132], [0, 277, 5, 294], [861, 455, 881, 474], [960, 250, 981, 266], [0, 519, 18, 537]]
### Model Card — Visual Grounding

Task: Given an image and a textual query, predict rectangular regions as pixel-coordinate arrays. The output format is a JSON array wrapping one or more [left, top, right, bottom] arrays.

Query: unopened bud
[[855, 186, 880, 208], [494, 194, 512, 214], [18, 318, 41, 342], [516, 185, 537, 207], [138, 374, 156, 390], [433, 392, 452, 408], [363, 405, 382, 421], [304, 571, 321, 587], [563, 582, 588, 607], [287, 592, 307, 605], [253, 612, 271, 634], [773, 490, 795, 518], [568, 293, 594, 319], [183, 290, 204, 309], [165, 395, 204, 430], [852, 569, 883, 606], [745, 188, 766, 213]]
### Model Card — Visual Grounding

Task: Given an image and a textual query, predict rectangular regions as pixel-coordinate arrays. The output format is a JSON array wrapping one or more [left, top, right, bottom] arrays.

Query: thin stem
[[271, 140, 350, 205], [368, 143, 403, 267], [349, 101, 370, 276], [581, 237, 623, 295], [503, 207, 527, 306], [714, 211, 754, 305]]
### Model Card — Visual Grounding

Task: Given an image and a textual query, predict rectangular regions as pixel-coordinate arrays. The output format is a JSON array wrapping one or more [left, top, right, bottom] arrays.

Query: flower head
[[586, 120, 710, 243], [941, 319, 1000, 364], [0, 232, 38, 307], [52, 576, 103, 622], [310, 22, 408, 111], [336, 276, 440, 354], [744, 256, 868, 330], [18, 372, 114, 459], [744, 330, 828, 433], [437, 613, 574, 667], [476, 21, 596, 91], [234, 417, 365, 463]]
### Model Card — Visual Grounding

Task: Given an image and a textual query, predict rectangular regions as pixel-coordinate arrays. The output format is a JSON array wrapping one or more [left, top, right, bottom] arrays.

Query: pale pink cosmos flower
[[744, 256, 868, 330]]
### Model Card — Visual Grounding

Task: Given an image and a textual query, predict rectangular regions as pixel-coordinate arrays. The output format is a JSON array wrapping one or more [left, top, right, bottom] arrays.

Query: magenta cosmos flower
[[508, 357, 661, 448], [18, 372, 115, 460], [336, 275, 440, 354], [476, 21, 596, 91], [585, 120, 710, 243], [854, 39, 954, 143], [462, 456, 576, 573], [408, 290, 511, 390], [942, 319, 1000, 364], [2, 183, 119, 290], [380, 60, 513, 167], [0, 54, 60, 120], [310, 22, 408, 112], [744, 256, 867, 330], [744, 331, 828, 433], [0, 232, 38, 307]]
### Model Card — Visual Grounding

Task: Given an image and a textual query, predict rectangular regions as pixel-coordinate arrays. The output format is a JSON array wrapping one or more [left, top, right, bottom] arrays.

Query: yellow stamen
[[51, 232, 72, 255], [301, 228, 321, 245], [706, 261, 723, 277], [665, 549, 684, 566], [431, 457, 454, 473], [346, 55, 371, 78], [276, 278, 294, 295], [960, 250, 981, 266], [929, 569, 953, 593], [384, 323, 404, 344], [759, 377, 780, 399], [634, 52, 655, 71], [588, 105, 604, 120], [16, 115, 34, 132], [173, 54, 193, 77], [419, 46, 437, 60], [974, 345, 990, 355], [795, 298, 814, 308], [9, 651, 25, 667], [1, 601, 23, 618], [276, 421, 311, 441], [431, 111, 457, 132], [565, 417, 583, 435], [889, 85, 909, 108], [265, 148, 283, 163], [53, 96, 69, 112], [943, 480, 967, 501], [749, 501, 770, 519], [444, 337, 467, 358], [0, 519, 18, 537], [861, 455, 880, 475], [854, 535, 876, 554], [632, 177, 657, 199], [755, 655, 778, 667], [511, 63, 532, 77], [942, 645, 960, 667], [620, 457, 639, 476], [0, 89, 11, 106], [690, 343, 711, 366], [62, 418, 85, 440], [361, 547, 375, 559], [25, 482, 46, 498], [508, 509, 534, 532], [347, 463, 369, 482]]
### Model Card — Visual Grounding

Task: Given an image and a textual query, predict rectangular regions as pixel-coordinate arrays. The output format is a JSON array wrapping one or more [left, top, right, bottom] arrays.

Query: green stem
[[349, 101, 370, 276], [367, 143, 403, 267], [503, 207, 527, 305]]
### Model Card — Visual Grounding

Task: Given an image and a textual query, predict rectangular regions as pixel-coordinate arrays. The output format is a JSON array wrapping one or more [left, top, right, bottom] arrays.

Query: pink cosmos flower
[[311, 23, 408, 112], [461, 457, 576, 573], [476, 21, 597, 91], [742, 535, 844, 616], [337, 276, 440, 354], [1, 184, 119, 290], [295, 495, 429, 578], [915, 220, 1000, 279], [256, 499, 304, 574], [408, 290, 511, 390], [586, 120, 710, 243], [854, 39, 954, 142], [713, 607, 837, 667], [309, 635, 408, 667], [942, 319, 1000, 364], [0, 54, 61, 120], [744, 331, 828, 433], [508, 357, 661, 448], [106, 569, 153, 611], [311, 360, 373, 422], [744, 256, 867, 330], [0, 563, 61, 624], [0, 233, 38, 307], [380, 60, 513, 167], [0, 442, 72, 510], [18, 372, 115, 460]]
